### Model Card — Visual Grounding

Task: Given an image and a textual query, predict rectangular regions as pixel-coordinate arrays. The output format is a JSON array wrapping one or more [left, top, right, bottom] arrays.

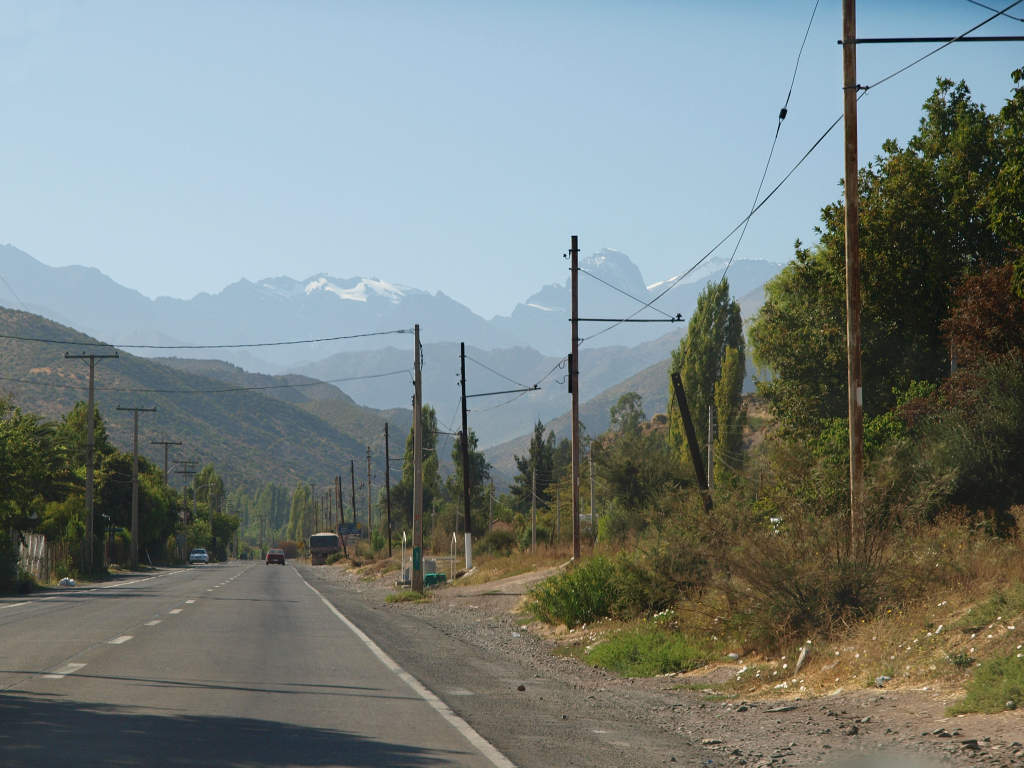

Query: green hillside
[[156, 356, 414, 466], [0, 308, 397, 493]]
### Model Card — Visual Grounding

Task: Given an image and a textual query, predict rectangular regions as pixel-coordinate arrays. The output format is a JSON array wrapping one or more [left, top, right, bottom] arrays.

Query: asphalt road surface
[[0, 561, 512, 768]]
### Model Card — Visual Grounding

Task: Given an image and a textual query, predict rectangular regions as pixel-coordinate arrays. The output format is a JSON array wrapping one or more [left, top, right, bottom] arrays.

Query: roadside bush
[[948, 653, 1024, 714], [0, 530, 18, 593], [476, 527, 516, 556], [585, 626, 722, 677], [326, 551, 345, 565], [16, 568, 36, 594], [530, 556, 618, 628]]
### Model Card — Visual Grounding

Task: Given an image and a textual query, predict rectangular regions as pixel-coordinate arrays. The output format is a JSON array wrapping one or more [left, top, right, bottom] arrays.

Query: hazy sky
[[0, 1, 1020, 318]]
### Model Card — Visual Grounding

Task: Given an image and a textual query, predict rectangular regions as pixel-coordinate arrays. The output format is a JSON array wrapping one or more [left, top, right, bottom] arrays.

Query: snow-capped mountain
[[0, 242, 782, 372]]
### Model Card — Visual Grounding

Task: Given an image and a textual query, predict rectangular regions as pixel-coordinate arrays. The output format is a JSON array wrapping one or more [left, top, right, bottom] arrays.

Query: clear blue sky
[[0, 1, 1020, 318]]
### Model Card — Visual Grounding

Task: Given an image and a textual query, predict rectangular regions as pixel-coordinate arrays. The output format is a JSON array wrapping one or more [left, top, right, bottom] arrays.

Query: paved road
[[0, 561, 511, 767]]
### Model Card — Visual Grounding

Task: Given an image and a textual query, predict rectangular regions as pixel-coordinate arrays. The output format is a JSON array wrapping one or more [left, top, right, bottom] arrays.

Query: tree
[[509, 420, 556, 513], [56, 402, 113, 471], [751, 76, 1021, 430], [943, 264, 1024, 370], [286, 482, 313, 542], [0, 400, 64, 533], [446, 427, 491, 533], [388, 404, 441, 533], [712, 346, 746, 486], [669, 278, 744, 458], [610, 392, 645, 437]]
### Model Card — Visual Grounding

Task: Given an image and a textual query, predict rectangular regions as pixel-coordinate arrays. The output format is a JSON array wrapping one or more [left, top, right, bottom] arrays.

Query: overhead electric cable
[[465, 355, 530, 389], [964, 0, 1024, 20], [723, 0, 821, 278], [578, 268, 676, 319], [584, 0, 1020, 346], [862, 0, 1024, 91], [0, 328, 411, 349], [0, 368, 409, 395]]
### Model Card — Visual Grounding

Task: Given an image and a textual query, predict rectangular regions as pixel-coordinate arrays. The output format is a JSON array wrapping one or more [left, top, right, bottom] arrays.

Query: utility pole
[[531, 466, 537, 553], [569, 234, 581, 560], [555, 486, 560, 542], [64, 350, 118, 573], [488, 480, 494, 531], [366, 446, 373, 536], [174, 460, 197, 523], [350, 460, 357, 531], [842, 0, 865, 559], [670, 372, 713, 512], [116, 405, 156, 570], [459, 343, 473, 569], [151, 439, 182, 486], [412, 324, 424, 592], [334, 475, 348, 557], [384, 423, 392, 557]]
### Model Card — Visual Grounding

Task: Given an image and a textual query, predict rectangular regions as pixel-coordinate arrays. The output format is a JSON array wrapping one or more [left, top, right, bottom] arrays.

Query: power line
[[578, 267, 676, 319], [964, 0, 1024, 21], [0, 368, 409, 395], [723, 0, 821, 279], [860, 0, 1024, 91], [0, 328, 412, 349], [464, 355, 530, 389], [582, 0, 1021, 347]]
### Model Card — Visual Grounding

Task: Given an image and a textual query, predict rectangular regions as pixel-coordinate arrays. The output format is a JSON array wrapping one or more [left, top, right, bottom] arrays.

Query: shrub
[[954, 583, 1024, 631], [326, 552, 345, 565], [477, 527, 516, 556], [529, 556, 618, 628], [585, 627, 722, 677], [0, 531, 18, 593], [277, 540, 300, 559], [948, 653, 1024, 714]]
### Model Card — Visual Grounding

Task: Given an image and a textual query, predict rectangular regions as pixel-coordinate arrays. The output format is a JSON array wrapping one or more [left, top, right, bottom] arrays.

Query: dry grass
[[455, 544, 576, 587]]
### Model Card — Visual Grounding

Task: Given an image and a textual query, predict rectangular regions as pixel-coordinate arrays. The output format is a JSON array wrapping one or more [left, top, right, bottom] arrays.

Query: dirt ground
[[314, 561, 1024, 767]]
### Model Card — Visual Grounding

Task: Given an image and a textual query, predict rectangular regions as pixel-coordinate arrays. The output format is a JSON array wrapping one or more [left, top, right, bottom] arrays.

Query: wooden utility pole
[[589, 449, 595, 540], [569, 234, 581, 560], [116, 405, 156, 569], [151, 439, 182, 486], [366, 446, 373, 536], [65, 350, 118, 573], [384, 423, 392, 557], [670, 372, 713, 511], [334, 475, 347, 557], [412, 324, 424, 592], [459, 342, 473, 569], [350, 460, 357, 531], [842, 0, 865, 558]]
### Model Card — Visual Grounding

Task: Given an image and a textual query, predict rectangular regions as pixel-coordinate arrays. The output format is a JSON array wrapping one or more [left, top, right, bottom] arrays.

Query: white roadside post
[[402, 531, 408, 585], [450, 532, 457, 581]]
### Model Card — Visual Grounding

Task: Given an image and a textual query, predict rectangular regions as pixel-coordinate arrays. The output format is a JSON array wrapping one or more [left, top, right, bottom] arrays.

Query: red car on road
[[265, 548, 286, 565]]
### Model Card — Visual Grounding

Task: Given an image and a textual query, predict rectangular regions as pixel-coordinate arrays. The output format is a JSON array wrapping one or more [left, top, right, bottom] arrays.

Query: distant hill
[[0, 308, 399, 505]]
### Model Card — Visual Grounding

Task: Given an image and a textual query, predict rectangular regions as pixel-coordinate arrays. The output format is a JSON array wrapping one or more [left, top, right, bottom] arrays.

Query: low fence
[[18, 534, 71, 583]]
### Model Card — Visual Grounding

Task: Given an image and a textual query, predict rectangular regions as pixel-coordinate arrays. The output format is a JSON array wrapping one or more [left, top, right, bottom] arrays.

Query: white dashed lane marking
[[144, 620, 161, 626], [169, 608, 183, 615], [185, 599, 196, 604], [43, 662, 86, 679], [108, 635, 133, 645]]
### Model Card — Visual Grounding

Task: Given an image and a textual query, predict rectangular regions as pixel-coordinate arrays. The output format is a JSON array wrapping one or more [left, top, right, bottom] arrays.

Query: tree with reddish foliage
[[942, 264, 1024, 370]]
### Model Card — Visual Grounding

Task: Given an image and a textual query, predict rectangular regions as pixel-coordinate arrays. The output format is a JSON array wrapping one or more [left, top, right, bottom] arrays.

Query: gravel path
[[304, 563, 1024, 767]]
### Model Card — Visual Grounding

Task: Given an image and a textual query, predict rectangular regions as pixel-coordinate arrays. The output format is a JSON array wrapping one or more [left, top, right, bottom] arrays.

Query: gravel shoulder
[[302, 562, 1024, 767]]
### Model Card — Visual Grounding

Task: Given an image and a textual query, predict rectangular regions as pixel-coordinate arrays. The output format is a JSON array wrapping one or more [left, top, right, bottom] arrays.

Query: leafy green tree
[[445, 427, 491, 533], [610, 392, 645, 437], [56, 402, 114, 471], [712, 346, 746, 486], [0, 400, 64, 533], [668, 278, 744, 457], [286, 482, 313, 542], [390, 404, 441, 532], [751, 76, 1021, 430], [509, 420, 557, 513]]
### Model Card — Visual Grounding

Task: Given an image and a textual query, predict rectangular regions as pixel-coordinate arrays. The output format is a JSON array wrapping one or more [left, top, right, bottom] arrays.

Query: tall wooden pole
[[843, 0, 865, 559], [670, 372, 713, 512], [384, 423, 393, 557], [459, 342, 473, 569], [366, 446, 373, 536], [570, 235, 581, 560], [350, 460, 357, 531], [116, 405, 156, 569], [412, 324, 424, 592]]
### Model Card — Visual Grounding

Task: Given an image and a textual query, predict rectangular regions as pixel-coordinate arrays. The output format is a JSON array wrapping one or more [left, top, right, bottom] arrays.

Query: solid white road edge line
[[0, 602, 28, 610], [296, 569, 516, 768]]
